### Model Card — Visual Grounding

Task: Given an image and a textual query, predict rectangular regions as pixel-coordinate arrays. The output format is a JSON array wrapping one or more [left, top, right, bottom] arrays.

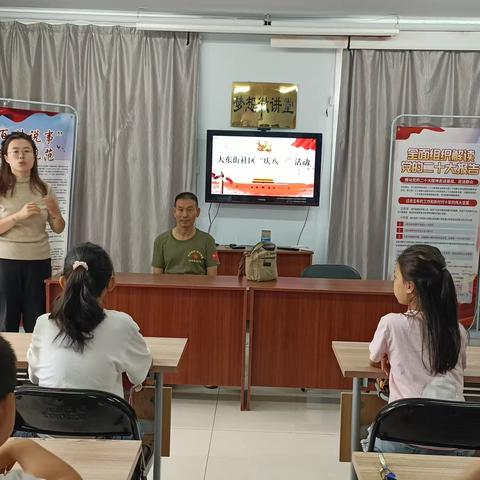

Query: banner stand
[[383, 114, 480, 332]]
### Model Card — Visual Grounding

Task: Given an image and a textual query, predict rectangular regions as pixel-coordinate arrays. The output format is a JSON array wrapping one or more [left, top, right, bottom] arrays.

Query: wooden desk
[[332, 340, 480, 384], [1, 332, 187, 373], [46, 274, 248, 403], [246, 278, 402, 408], [43, 275, 407, 414], [8, 438, 141, 480], [333, 341, 480, 480], [1, 332, 187, 480], [217, 246, 313, 277], [352, 452, 480, 480]]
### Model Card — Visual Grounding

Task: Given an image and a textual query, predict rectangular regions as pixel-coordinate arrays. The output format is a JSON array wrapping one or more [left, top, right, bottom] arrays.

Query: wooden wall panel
[[249, 290, 402, 390], [217, 247, 312, 277], [46, 276, 246, 388]]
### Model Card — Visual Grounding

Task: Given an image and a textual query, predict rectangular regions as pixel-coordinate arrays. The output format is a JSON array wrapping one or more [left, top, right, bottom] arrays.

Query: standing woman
[[0, 132, 65, 332]]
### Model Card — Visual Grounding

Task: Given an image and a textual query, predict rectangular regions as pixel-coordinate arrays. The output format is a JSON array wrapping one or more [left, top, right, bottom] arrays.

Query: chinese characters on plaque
[[231, 82, 297, 129]]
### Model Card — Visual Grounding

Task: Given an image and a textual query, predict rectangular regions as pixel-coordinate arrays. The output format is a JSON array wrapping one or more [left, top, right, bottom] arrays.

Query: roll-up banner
[[387, 126, 480, 321]]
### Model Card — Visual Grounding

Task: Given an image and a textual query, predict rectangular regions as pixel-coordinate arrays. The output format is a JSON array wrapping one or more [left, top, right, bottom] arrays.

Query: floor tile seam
[[209, 427, 340, 436], [173, 397, 341, 404], [171, 425, 339, 436], [171, 425, 219, 431], [203, 388, 220, 480]]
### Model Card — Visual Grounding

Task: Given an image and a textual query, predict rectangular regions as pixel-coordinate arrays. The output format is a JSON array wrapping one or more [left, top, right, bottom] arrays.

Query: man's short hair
[[174, 192, 198, 207], [0, 337, 16, 401]]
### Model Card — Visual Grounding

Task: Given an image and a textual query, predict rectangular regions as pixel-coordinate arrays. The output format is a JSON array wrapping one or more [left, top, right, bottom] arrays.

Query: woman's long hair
[[397, 244, 461, 374], [50, 242, 114, 353], [0, 131, 47, 197]]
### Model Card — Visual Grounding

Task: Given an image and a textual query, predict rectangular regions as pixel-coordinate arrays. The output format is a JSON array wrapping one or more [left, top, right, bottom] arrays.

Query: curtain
[[327, 49, 480, 279], [0, 22, 200, 272]]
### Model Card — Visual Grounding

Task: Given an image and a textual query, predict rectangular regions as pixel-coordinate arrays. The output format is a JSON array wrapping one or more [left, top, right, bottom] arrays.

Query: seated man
[[152, 192, 219, 276]]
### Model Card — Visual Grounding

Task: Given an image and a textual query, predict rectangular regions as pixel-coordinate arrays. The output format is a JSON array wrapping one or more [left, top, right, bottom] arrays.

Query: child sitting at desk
[[0, 336, 81, 480], [363, 244, 469, 454], [27, 242, 152, 398]]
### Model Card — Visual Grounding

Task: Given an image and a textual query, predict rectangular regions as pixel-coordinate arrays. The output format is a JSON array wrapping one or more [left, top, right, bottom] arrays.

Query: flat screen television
[[205, 130, 322, 206]]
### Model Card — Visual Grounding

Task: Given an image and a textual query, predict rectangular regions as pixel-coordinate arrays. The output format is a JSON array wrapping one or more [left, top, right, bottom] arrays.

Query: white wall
[[195, 34, 339, 262]]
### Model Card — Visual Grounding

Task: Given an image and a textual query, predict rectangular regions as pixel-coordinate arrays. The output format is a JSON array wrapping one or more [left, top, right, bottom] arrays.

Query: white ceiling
[[1, 0, 480, 19]]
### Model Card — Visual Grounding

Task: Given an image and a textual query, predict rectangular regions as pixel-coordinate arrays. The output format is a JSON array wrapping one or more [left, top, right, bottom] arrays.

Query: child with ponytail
[[27, 242, 152, 398], [366, 244, 469, 454]]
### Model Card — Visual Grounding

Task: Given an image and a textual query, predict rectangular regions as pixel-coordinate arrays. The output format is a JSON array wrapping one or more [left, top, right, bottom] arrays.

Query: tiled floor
[[150, 387, 350, 480]]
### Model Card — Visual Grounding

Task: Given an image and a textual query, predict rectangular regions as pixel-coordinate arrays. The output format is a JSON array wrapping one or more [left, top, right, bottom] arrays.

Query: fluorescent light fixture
[[271, 36, 349, 49], [400, 17, 480, 32], [254, 103, 267, 112], [351, 31, 480, 50], [278, 85, 298, 94], [136, 15, 399, 36], [5, 9, 480, 36], [0, 9, 398, 35], [233, 86, 251, 94], [0, 8, 138, 26]]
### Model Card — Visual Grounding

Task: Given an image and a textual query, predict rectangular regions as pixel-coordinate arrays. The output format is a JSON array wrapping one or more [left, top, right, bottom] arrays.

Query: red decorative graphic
[[291, 138, 316, 150], [396, 126, 444, 140], [0, 107, 58, 123]]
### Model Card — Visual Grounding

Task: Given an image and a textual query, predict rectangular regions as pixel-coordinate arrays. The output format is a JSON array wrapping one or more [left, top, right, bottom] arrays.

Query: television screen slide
[[209, 135, 319, 199]]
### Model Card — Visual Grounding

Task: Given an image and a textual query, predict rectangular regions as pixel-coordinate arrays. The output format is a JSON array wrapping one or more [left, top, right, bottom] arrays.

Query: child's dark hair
[[174, 191, 198, 207], [0, 337, 17, 401], [50, 242, 114, 353], [397, 244, 460, 374], [0, 131, 48, 197]]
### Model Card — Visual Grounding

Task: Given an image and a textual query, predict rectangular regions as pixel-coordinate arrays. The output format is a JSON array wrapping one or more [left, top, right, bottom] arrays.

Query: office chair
[[14, 386, 150, 480], [301, 264, 361, 279], [368, 397, 480, 452]]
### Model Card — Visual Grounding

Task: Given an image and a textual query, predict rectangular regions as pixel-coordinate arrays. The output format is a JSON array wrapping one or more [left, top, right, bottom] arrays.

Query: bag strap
[[250, 242, 265, 254], [237, 251, 247, 278], [251, 241, 276, 253]]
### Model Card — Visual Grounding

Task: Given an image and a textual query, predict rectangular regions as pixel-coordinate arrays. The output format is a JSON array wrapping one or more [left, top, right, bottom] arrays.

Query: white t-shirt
[[5, 472, 40, 480], [369, 311, 467, 403], [27, 310, 152, 398]]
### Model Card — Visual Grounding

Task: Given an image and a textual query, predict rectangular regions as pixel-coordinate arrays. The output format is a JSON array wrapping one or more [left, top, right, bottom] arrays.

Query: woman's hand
[[44, 196, 65, 234], [15, 202, 41, 221], [44, 196, 62, 218]]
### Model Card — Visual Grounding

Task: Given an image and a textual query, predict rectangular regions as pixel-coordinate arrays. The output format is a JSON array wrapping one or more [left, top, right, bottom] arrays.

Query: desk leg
[[153, 372, 164, 480], [350, 377, 361, 480]]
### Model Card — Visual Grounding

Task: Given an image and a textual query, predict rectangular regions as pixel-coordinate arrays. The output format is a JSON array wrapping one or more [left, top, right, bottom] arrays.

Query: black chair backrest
[[301, 264, 361, 279], [368, 398, 480, 451], [14, 386, 141, 439]]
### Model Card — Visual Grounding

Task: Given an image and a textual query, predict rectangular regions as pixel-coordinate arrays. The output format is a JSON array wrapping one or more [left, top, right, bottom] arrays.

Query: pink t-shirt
[[369, 312, 467, 403]]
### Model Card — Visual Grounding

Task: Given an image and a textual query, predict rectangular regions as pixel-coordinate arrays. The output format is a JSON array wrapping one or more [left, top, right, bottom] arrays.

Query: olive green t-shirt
[[151, 229, 220, 275]]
